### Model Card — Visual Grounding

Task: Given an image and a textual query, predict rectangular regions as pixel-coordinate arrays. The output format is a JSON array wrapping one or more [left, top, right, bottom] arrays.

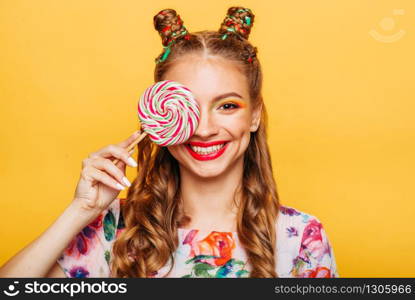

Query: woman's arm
[[45, 262, 66, 277], [0, 131, 139, 278], [0, 200, 100, 278]]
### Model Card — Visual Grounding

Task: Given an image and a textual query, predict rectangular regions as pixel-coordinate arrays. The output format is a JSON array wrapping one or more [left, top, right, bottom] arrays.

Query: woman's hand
[[72, 130, 140, 215]]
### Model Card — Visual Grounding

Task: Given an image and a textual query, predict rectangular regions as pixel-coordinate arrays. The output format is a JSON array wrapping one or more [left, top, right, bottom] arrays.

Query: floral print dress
[[57, 198, 339, 278]]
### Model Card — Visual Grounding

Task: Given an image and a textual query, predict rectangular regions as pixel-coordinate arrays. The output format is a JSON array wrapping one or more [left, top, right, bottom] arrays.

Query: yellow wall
[[1, 0, 414, 277]]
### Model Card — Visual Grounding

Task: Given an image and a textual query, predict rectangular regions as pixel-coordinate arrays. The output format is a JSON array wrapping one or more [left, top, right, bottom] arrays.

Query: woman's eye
[[219, 103, 239, 110]]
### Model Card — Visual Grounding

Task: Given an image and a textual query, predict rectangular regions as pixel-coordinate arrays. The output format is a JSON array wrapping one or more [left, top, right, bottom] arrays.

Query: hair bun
[[153, 9, 188, 47], [219, 7, 255, 40]]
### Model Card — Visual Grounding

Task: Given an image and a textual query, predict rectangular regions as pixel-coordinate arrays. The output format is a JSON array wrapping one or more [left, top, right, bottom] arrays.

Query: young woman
[[0, 7, 338, 278]]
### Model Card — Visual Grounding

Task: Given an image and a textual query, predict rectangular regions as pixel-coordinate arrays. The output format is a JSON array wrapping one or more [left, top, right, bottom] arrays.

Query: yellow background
[[1, 0, 414, 277]]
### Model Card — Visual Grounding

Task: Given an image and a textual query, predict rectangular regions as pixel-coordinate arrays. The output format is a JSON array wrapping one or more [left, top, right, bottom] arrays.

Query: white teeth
[[189, 143, 226, 155]]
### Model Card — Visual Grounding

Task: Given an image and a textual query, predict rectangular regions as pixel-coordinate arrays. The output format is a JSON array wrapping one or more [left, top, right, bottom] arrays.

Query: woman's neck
[[179, 157, 243, 232]]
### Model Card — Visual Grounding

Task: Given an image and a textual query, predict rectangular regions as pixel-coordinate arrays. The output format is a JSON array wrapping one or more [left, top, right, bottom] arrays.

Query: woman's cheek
[[223, 113, 251, 134], [166, 145, 182, 161]]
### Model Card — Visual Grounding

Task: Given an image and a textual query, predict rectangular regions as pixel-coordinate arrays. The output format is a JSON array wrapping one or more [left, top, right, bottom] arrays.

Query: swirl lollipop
[[112, 80, 199, 165], [138, 80, 200, 146]]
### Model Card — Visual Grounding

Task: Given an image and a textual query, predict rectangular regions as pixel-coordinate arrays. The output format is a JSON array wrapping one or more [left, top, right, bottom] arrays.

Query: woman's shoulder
[[277, 204, 322, 229], [276, 204, 332, 249], [275, 204, 322, 253], [275, 204, 339, 277]]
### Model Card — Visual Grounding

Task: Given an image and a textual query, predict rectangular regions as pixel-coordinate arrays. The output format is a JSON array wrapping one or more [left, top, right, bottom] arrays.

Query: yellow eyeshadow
[[215, 99, 247, 108]]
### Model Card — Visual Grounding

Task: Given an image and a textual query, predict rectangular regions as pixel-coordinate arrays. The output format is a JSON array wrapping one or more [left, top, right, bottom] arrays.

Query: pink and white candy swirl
[[137, 80, 200, 146]]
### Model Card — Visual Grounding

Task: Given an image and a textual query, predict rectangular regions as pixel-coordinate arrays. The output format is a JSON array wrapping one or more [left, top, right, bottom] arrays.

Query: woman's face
[[163, 55, 261, 179]]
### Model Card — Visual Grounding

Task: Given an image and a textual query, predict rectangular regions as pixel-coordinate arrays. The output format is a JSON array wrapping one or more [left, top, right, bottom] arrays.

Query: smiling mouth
[[185, 141, 230, 161], [188, 143, 227, 155]]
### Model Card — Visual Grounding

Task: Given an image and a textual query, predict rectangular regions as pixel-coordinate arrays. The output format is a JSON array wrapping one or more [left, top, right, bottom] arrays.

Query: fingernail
[[116, 183, 125, 190], [127, 157, 137, 167], [122, 176, 131, 187]]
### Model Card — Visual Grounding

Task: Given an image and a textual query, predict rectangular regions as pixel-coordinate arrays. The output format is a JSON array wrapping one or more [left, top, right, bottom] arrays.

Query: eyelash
[[218, 102, 240, 110]]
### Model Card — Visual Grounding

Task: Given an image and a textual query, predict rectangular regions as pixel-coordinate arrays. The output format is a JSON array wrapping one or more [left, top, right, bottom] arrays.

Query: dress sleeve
[[56, 198, 123, 278], [291, 217, 339, 278]]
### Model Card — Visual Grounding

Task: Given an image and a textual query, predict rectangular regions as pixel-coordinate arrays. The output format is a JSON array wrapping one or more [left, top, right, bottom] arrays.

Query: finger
[[91, 158, 131, 188], [89, 168, 126, 191], [113, 149, 133, 169], [117, 130, 142, 148], [88, 131, 140, 160], [91, 145, 137, 167]]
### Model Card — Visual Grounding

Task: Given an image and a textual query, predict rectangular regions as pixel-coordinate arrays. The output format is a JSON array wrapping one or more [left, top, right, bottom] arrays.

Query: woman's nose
[[194, 110, 219, 139]]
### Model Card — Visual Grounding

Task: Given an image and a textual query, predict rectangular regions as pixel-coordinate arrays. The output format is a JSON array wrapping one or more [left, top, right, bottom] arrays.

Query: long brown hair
[[111, 7, 280, 278]]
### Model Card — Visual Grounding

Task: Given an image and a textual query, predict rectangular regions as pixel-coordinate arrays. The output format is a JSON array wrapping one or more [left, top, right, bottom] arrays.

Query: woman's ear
[[250, 104, 262, 132]]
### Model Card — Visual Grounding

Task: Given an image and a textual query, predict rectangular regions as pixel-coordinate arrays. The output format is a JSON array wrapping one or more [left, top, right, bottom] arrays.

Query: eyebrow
[[212, 92, 244, 103]]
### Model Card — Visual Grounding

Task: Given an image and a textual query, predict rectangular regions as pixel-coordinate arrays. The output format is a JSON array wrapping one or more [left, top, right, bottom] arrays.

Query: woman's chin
[[189, 165, 227, 180]]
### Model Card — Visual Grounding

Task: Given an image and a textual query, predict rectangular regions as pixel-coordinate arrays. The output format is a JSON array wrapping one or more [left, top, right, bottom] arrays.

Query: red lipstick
[[185, 140, 229, 161]]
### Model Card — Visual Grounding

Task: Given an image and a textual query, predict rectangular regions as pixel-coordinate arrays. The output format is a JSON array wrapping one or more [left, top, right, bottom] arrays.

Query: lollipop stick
[[112, 131, 147, 165]]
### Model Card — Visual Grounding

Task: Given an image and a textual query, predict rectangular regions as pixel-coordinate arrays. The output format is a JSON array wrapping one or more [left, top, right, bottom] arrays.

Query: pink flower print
[[299, 219, 329, 261]]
